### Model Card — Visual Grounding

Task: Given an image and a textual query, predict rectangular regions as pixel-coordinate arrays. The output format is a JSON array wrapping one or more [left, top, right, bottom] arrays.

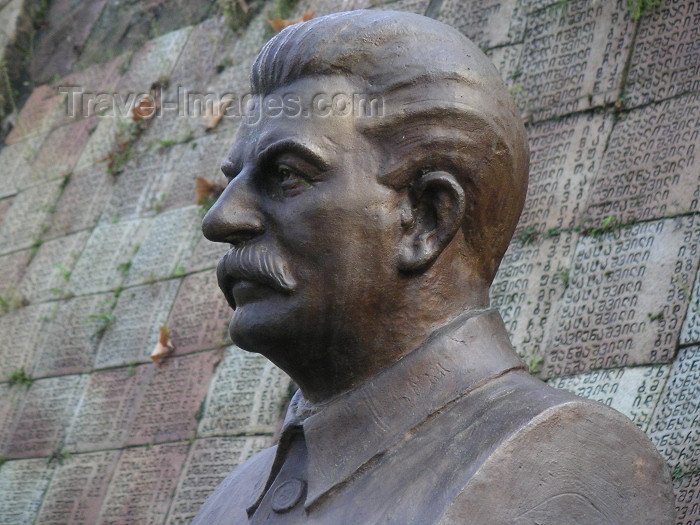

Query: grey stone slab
[[0, 248, 30, 302], [158, 135, 228, 214], [680, 263, 700, 346], [34, 450, 121, 525], [64, 365, 148, 453], [184, 233, 228, 274], [583, 93, 700, 226], [0, 135, 45, 198], [68, 220, 146, 296], [166, 436, 270, 525], [625, 0, 700, 107], [294, 0, 372, 17], [95, 442, 189, 525], [18, 117, 98, 190], [126, 351, 221, 447], [116, 27, 192, 93], [6, 84, 62, 144], [549, 365, 671, 432], [32, 292, 116, 378], [0, 196, 12, 226], [99, 159, 177, 223], [436, 0, 525, 49], [0, 177, 63, 254], [517, 0, 635, 122], [0, 382, 25, 456], [520, 111, 614, 233], [546, 216, 700, 378], [4, 374, 88, 459], [491, 230, 579, 371], [486, 44, 523, 89], [674, 472, 700, 524], [94, 279, 181, 368], [0, 458, 55, 525], [198, 345, 293, 437], [44, 165, 115, 240], [167, 269, 232, 354], [648, 345, 700, 475], [124, 207, 200, 286], [0, 303, 54, 378], [72, 115, 129, 174], [372, 0, 429, 14], [16, 230, 90, 304]]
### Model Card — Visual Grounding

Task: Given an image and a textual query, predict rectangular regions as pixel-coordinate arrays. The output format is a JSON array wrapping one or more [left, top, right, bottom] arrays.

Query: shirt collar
[[248, 308, 526, 512]]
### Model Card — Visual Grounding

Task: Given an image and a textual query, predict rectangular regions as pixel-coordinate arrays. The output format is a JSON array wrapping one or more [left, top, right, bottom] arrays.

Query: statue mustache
[[217, 244, 297, 307]]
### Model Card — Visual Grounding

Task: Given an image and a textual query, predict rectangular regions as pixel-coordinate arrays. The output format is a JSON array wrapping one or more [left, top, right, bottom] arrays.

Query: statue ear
[[398, 171, 466, 273]]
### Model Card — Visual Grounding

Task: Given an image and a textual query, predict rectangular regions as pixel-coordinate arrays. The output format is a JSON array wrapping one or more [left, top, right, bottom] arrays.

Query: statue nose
[[201, 173, 265, 245]]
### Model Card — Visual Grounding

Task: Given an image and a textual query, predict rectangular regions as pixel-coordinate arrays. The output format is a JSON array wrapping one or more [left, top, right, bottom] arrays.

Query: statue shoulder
[[438, 382, 675, 525], [191, 444, 277, 525]]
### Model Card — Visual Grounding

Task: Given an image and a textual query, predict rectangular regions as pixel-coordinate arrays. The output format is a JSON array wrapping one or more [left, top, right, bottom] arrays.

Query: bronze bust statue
[[194, 10, 674, 524]]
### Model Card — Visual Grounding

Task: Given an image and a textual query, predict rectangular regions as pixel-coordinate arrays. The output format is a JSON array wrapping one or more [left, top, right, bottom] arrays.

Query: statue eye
[[275, 164, 311, 195]]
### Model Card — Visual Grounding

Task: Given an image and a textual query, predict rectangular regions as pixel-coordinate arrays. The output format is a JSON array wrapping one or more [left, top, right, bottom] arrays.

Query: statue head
[[202, 10, 529, 402]]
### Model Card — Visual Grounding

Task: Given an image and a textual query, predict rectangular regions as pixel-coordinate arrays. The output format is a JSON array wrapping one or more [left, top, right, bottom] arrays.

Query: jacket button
[[271, 478, 306, 513]]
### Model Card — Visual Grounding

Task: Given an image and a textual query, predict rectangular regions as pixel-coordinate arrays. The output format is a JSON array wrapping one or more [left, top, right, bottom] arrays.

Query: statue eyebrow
[[256, 139, 330, 171]]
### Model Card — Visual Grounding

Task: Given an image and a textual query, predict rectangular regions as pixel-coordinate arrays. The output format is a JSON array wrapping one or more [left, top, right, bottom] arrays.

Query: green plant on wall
[[626, 0, 660, 19]]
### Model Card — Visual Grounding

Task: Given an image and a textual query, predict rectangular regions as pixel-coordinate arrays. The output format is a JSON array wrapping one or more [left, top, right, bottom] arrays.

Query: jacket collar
[[247, 308, 526, 513]]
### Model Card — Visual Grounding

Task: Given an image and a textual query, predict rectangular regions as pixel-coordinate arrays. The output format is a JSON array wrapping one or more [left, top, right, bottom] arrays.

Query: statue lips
[[217, 244, 297, 310]]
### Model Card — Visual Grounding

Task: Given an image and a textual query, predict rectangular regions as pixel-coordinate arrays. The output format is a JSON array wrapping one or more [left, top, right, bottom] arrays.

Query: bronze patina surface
[[195, 10, 674, 524]]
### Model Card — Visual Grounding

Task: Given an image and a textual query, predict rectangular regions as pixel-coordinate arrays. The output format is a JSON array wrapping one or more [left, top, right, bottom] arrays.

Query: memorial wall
[[0, 0, 699, 522]]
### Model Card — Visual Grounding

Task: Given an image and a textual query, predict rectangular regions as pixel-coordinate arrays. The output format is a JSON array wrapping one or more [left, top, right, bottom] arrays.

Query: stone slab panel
[[124, 207, 200, 286], [0, 248, 30, 300], [68, 220, 146, 296], [116, 27, 192, 93], [625, 0, 700, 108], [486, 43, 523, 89], [0, 195, 12, 226], [34, 450, 120, 525], [19, 117, 98, 190], [491, 231, 579, 367], [198, 346, 293, 437], [545, 216, 700, 377], [4, 374, 88, 459], [680, 262, 700, 346], [32, 292, 116, 378], [166, 436, 270, 525], [0, 383, 25, 456], [168, 270, 232, 354], [0, 303, 54, 377], [64, 365, 148, 453], [436, 0, 525, 49], [294, 0, 372, 18], [549, 365, 671, 432], [158, 135, 228, 214], [0, 135, 45, 198], [648, 345, 700, 475], [0, 178, 63, 254], [16, 230, 90, 304], [73, 115, 128, 173], [184, 233, 228, 274], [5, 84, 62, 144], [519, 111, 614, 233], [0, 458, 54, 525], [583, 93, 700, 226], [126, 350, 221, 446], [675, 472, 700, 525], [45, 165, 115, 239], [95, 442, 188, 525], [373, 0, 429, 14], [98, 144, 182, 222], [518, 0, 634, 122], [95, 279, 181, 368]]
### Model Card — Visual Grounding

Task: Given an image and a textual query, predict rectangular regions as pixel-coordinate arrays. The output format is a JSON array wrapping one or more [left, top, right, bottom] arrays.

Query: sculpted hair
[[251, 10, 529, 284]]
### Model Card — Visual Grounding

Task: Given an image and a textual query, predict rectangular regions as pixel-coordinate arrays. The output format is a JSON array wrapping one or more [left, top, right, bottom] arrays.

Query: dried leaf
[[267, 10, 314, 32], [195, 176, 227, 205], [203, 99, 232, 130], [151, 325, 174, 365]]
